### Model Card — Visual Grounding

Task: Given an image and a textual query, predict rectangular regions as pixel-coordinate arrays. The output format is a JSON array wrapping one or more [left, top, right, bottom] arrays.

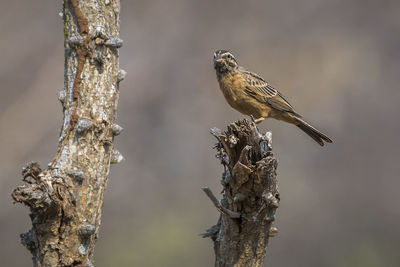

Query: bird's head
[[214, 50, 239, 76]]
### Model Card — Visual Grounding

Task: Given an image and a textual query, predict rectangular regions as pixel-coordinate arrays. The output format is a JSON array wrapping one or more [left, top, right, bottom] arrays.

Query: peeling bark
[[203, 119, 280, 267], [12, 1, 123, 266]]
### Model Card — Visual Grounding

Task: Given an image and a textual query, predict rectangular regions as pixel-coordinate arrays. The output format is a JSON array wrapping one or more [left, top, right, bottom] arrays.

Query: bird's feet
[[253, 117, 265, 124]]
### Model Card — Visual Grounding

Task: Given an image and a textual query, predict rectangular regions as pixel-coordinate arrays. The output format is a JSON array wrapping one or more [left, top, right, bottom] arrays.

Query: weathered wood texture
[[11, 1, 123, 266], [203, 119, 280, 267]]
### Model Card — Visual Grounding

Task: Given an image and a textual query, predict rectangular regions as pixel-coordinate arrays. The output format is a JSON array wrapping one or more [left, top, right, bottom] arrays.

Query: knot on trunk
[[12, 163, 74, 215], [12, 163, 53, 212]]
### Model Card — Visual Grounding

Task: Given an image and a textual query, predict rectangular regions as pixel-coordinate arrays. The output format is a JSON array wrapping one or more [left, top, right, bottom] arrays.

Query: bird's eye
[[226, 54, 232, 59]]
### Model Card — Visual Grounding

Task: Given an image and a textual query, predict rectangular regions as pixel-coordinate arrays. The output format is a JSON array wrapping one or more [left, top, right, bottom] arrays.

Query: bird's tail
[[295, 118, 332, 146]]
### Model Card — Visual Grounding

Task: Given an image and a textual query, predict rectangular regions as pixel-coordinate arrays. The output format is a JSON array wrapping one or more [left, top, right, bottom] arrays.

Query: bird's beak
[[214, 54, 223, 64]]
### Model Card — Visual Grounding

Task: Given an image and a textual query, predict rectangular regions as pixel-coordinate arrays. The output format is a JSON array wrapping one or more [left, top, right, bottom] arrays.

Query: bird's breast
[[218, 74, 243, 106], [217, 73, 271, 118]]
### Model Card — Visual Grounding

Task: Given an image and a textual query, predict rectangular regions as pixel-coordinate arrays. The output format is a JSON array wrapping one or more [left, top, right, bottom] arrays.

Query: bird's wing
[[242, 70, 298, 115]]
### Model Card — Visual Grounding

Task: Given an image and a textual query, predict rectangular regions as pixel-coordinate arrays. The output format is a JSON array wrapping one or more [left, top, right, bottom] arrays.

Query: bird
[[213, 50, 332, 146]]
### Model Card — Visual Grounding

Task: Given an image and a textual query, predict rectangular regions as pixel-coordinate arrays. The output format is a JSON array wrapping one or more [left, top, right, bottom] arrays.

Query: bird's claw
[[253, 117, 265, 124]]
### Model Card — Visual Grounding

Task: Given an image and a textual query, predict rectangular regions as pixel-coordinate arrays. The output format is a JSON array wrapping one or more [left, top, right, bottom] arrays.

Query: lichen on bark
[[203, 119, 280, 267], [12, 1, 123, 266]]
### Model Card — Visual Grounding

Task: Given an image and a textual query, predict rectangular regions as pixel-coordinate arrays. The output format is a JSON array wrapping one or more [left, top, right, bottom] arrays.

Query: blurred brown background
[[1, 0, 400, 266]]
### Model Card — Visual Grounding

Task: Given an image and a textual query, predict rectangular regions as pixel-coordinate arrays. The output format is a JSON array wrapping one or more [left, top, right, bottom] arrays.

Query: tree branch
[[202, 187, 241, 219], [11, 1, 123, 266], [203, 119, 280, 267]]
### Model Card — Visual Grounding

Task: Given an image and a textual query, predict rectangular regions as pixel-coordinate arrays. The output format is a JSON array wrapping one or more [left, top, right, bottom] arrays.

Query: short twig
[[202, 187, 241, 218], [105, 37, 123, 48], [67, 36, 83, 45]]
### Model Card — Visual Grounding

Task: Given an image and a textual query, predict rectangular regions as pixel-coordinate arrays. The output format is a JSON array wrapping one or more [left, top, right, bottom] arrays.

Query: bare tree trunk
[[202, 119, 280, 267], [11, 1, 124, 266]]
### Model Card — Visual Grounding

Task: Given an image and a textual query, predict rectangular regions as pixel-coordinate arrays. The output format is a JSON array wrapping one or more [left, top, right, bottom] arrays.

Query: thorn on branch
[[67, 36, 83, 46], [264, 192, 279, 208], [78, 223, 95, 238], [269, 226, 278, 237], [202, 187, 241, 218], [57, 90, 66, 104], [111, 124, 123, 136], [111, 149, 124, 164], [76, 119, 93, 134], [117, 69, 127, 82], [265, 212, 276, 223]]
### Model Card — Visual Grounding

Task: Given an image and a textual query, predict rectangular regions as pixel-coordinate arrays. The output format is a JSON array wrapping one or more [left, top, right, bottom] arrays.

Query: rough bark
[[203, 119, 280, 267], [11, 1, 124, 266]]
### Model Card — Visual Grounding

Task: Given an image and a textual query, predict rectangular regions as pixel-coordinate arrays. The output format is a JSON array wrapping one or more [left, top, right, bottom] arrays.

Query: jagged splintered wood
[[11, 1, 123, 266], [203, 119, 280, 267]]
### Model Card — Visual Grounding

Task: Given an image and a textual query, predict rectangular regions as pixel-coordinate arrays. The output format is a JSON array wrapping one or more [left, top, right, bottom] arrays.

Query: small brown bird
[[213, 50, 332, 146]]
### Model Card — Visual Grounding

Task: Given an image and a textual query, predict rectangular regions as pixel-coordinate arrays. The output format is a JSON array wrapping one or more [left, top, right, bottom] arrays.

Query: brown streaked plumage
[[213, 50, 332, 146]]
